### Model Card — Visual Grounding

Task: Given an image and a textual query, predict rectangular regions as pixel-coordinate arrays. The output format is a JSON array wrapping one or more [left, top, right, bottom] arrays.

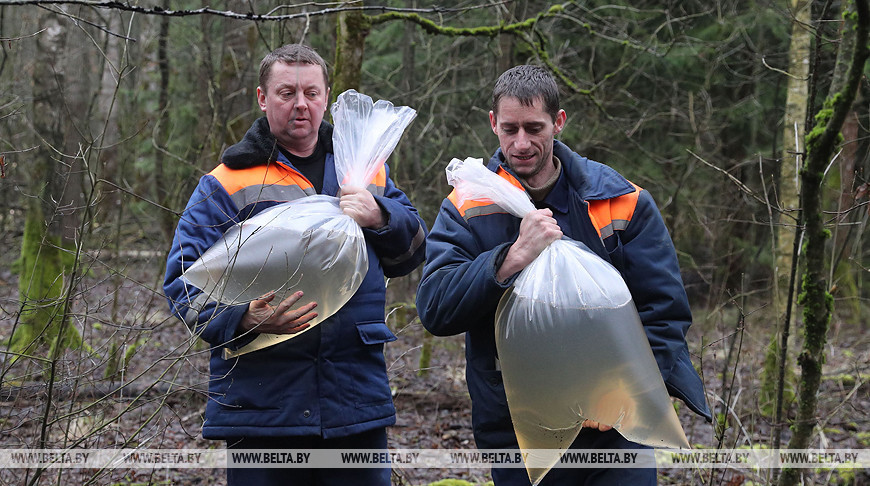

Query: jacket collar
[[220, 117, 334, 170]]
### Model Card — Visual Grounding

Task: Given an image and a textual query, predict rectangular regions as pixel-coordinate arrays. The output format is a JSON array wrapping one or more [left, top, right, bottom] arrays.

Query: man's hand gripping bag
[[182, 90, 415, 358], [446, 158, 689, 485]]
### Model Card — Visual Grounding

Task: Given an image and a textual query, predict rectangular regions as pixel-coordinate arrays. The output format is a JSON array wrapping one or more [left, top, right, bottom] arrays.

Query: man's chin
[[289, 126, 313, 137], [508, 160, 537, 174]]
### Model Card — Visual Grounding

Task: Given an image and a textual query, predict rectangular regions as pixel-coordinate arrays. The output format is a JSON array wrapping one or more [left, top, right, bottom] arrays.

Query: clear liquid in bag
[[495, 247, 689, 485]]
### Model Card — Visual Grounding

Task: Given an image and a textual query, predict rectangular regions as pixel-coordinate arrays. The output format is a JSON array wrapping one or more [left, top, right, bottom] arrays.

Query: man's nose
[[294, 92, 308, 110], [515, 131, 531, 149]]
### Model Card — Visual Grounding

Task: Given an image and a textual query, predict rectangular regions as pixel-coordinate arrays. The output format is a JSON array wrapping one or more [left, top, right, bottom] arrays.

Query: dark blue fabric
[[225, 427, 391, 486], [416, 141, 710, 453], [164, 120, 426, 439], [491, 429, 656, 486]]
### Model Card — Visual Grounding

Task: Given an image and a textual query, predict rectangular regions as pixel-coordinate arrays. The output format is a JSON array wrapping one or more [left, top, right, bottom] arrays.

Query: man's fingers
[[581, 419, 613, 432], [275, 291, 305, 313], [284, 322, 312, 335], [277, 309, 318, 334], [255, 292, 277, 305], [284, 301, 318, 321]]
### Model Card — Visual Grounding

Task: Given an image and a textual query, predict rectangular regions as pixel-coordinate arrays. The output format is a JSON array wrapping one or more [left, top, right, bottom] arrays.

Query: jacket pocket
[[356, 321, 398, 344], [349, 321, 396, 408]]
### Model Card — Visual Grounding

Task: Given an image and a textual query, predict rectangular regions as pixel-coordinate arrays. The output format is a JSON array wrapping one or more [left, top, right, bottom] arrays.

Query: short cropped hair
[[491, 65, 560, 122], [259, 44, 329, 91]]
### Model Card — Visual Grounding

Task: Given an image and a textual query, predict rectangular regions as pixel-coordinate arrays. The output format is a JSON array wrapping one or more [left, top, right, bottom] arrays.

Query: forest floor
[[0, 250, 868, 486]]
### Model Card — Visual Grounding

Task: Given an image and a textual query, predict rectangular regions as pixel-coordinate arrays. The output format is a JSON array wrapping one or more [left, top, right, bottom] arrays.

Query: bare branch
[[0, 27, 47, 41], [0, 0, 502, 21]]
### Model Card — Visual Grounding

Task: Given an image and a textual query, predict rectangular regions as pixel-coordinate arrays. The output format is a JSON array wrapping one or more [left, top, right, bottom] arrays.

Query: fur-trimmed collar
[[220, 117, 334, 169]]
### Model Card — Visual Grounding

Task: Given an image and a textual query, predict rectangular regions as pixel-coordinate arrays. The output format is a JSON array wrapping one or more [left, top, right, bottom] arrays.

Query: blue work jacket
[[416, 141, 711, 449], [164, 118, 426, 439]]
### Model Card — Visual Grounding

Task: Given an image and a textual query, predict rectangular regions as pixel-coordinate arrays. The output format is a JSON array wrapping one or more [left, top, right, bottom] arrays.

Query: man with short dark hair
[[164, 43, 427, 486], [416, 64, 710, 485]]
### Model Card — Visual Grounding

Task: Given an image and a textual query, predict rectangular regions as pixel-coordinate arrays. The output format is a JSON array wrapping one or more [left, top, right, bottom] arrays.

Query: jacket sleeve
[[163, 175, 253, 350], [364, 164, 428, 278], [619, 189, 692, 382], [415, 200, 515, 336]]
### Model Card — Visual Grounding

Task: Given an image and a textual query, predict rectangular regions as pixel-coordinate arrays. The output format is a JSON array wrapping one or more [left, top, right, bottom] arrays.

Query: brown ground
[[0, 251, 867, 486]]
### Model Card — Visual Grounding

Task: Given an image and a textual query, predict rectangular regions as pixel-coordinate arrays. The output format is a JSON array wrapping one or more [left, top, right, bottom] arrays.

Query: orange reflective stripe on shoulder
[[209, 162, 314, 195], [447, 189, 500, 219], [447, 166, 524, 219], [588, 182, 642, 239]]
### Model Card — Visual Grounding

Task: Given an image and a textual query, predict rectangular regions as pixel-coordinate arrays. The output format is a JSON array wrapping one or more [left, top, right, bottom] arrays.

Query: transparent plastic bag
[[332, 89, 417, 189], [181, 196, 367, 358], [446, 157, 689, 485], [182, 90, 416, 358]]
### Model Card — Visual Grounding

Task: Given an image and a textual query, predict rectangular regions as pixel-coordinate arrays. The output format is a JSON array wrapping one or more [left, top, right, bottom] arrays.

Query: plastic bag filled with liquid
[[181, 196, 367, 358], [446, 157, 689, 485], [183, 90, 415, 358]]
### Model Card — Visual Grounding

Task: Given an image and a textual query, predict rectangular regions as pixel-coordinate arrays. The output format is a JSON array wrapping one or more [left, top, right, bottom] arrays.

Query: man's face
[[490, 96, 566, 187], [257, 62, 329, 156]]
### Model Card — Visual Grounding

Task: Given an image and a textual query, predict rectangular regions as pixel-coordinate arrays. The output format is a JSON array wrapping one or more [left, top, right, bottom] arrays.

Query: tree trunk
[[777, 0, 812, 316], [220, 1, 259, 147], [829, 12, 861, 317], [333, 3, 370, 100], [154, 15, 174, 243], [400, 2, 417, 181], [11, 8, 81, 365], [778, 1, 870, 484], [770, 0, 812, 453]]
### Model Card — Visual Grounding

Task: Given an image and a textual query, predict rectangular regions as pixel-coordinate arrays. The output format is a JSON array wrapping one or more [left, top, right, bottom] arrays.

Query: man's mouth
[[513, 153, 534, 161]]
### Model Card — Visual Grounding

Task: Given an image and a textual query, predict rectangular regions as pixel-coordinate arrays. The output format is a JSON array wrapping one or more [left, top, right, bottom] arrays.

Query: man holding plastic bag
[[163, 44, 426, 486], [416, 65, 710, 485]]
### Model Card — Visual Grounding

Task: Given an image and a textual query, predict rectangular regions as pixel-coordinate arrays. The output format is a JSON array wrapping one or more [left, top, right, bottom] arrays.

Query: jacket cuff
[[491, 243, 518, 287], [220, 304, 257, 351], [361, 196, 399, 236]]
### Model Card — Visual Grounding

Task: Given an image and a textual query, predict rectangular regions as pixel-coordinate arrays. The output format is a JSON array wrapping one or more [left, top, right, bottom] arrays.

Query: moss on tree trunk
[[332, 7, 370, 101], [778, 1, 869, 484], [10, 201, 82, 364]]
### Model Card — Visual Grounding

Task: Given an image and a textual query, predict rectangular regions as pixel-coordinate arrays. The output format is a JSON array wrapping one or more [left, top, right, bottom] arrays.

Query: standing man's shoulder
[[554, 140, 637, 200]]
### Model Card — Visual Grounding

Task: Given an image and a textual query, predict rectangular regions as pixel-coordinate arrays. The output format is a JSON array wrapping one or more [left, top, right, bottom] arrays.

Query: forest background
[[0, 1, 868, 485]]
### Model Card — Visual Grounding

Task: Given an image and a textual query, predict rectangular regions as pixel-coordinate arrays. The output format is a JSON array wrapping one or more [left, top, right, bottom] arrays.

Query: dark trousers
[[225, 428, 390, 486], [491, 428, 657, 486]]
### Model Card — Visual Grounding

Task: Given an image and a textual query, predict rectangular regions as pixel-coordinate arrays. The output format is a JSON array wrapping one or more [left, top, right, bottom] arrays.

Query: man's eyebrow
[[273, 81, 321, 90]]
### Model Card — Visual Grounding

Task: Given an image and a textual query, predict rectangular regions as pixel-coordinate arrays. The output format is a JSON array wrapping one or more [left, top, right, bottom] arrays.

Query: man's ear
[[257, 86, 267, 112], [489, 111, 498, 134], [554, 109, 567, 135]]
